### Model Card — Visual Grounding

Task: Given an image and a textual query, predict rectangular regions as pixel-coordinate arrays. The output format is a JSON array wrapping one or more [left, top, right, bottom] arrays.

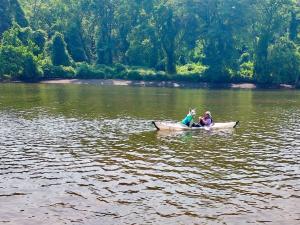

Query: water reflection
[[0, 84, 299, 224]]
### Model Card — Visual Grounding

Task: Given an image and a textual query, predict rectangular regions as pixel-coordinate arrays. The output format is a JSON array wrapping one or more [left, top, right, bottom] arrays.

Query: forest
[[0, 0, 300, 86]]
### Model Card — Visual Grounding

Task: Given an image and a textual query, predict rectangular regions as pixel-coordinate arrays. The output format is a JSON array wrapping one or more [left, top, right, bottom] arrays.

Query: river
[[0, 83, 299, 225]]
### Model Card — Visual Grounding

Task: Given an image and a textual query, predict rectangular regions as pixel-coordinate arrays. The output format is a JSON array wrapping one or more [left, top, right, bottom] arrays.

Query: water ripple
[[1, 90, 300, 224]]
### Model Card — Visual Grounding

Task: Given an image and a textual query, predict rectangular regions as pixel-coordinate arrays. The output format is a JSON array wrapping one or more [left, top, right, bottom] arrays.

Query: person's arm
[[204, 118, 212, 125]]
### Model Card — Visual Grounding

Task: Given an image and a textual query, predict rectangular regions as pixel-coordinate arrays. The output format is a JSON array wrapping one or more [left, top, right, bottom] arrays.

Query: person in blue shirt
[[181, 109, 196, 127]]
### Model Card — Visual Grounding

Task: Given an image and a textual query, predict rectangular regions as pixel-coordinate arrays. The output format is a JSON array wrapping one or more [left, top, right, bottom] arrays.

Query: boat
[[152, 121, 239, 131]]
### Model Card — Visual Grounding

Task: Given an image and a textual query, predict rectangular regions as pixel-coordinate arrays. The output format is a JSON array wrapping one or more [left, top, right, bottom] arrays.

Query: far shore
[[39, 79, 297, 89], [0, 78, 297, 89]]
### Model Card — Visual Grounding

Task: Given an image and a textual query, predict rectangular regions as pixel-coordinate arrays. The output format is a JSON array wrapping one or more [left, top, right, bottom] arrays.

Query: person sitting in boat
[[181, 109, 196, 127], [198, 111, 213, 126], [191, 111, 213, 127]]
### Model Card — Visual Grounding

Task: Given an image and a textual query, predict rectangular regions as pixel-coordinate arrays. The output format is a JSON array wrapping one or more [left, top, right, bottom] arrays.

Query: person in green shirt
[[181, 109, 196, 127]]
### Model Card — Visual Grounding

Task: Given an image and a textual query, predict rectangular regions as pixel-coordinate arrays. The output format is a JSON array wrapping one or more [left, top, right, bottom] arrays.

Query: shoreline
[[0, 78, 297, 89], [39, 79, 296, 89]]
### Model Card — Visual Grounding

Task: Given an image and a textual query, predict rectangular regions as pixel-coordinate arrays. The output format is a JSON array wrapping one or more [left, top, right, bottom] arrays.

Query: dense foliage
[[0, 0, 300, 85]]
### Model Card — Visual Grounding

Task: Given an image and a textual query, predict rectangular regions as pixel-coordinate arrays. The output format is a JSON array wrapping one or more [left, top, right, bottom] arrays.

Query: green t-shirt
[[182, 114, 193, 125]]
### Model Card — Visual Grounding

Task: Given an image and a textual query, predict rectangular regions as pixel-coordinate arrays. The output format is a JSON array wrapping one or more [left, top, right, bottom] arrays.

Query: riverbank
[[40, 79, 297, 89]]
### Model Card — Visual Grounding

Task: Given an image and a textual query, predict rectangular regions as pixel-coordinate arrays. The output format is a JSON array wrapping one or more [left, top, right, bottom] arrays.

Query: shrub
[[75, 62, 89, 78], [31, 29, 47, 55], [177, 63, 207, 75], [76, 63, 105, 79], [113, 63, 127, 74], [49, 32, 72, 66], [234, 61, 254, 82], [113, 70, 128, 79], [0, 74, 11, 81], [64, 24, 87, 62], [43, 64, 75, 79], [127, 70, 142, 80], [103, 67, 115, 78], [155, 72, 170, 81], [0, 45, 42, 81], [239, 52, 251, 64]]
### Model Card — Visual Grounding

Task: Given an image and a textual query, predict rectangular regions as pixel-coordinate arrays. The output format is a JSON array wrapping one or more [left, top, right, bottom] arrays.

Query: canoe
[[152, 121, 239, 131]]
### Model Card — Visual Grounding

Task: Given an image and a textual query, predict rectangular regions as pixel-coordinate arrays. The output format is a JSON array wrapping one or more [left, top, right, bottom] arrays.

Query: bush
[[76, 63, 105, 79], [49, 32, 72, 66], [64, 24, 88, 62], [234, 61, 254, 82], [113, 70, 128, 79], [104, 67, 114, 78], [239, 52, 251, 64], [127, 70, 142, 80], [113, 63, 127, 74], [177, 63, 207, 75], [43, 64, 75, 79], [76, 63, 131, 79], [0, 45, 42, 81], [154, 72, 170, 81], [31, 29, 47, 55], [203, 66, 232, 83]]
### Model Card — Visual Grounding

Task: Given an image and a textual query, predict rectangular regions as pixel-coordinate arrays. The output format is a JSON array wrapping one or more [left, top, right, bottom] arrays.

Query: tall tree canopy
[[0, 0, 28, 36], [0, 0, 300, 86]]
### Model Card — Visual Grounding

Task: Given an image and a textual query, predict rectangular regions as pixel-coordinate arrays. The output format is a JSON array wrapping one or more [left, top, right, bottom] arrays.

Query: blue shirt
[[182, 114, 193, 125]]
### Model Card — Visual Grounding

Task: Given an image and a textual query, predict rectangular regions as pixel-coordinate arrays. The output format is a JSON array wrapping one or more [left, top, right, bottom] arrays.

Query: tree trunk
[[166, 49, 176, 74], [289, 11, 298, 41], [162, 38, 176, 74], [97, 26, 113, 65], [96, 3, 113, 65], [295, 74, 300, 87]]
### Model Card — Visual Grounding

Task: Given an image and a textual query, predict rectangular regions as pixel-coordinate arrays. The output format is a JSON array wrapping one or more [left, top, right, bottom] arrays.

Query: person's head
[[189, 109, 196, 116], [204, 111, 211, 118]]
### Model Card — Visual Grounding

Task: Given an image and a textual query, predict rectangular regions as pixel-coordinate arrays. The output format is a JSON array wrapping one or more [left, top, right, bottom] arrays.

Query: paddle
[[152, 121, 160, 130], [233, 121, 240, 128]]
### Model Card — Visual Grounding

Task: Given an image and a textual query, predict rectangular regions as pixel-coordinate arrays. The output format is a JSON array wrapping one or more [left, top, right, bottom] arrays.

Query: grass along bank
[[40, 63, 297, 89], [38, 62, 257, 84]]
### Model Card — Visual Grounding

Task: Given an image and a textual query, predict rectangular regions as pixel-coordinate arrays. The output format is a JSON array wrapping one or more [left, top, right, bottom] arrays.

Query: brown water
[[0, 83, 299, 225]]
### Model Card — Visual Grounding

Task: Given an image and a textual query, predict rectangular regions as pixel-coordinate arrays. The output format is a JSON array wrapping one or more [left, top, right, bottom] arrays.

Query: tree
[[0, 0, 12, 36], [49, 32, 72, 66], [11, 0, 28, 27], [2, 0, 299, 84], [0, 45, 42, 81], [0, 26, 42, 81], [125, 1, 160, 68], [289, 0, 300, 42], [253, 0, 291, 83], [268, 36, 300, 84], [154, 3, 179, 74], [0, 0, 28, 36], [94, 0, 115, 65], [64, 21, 88, 62], [126, 26, 159, 68], [195, 0, 255, 82], [31, 29, 47, 55]]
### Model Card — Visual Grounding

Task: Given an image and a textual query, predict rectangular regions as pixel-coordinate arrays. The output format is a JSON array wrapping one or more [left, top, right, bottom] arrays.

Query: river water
[[0, 83, 299, 225]]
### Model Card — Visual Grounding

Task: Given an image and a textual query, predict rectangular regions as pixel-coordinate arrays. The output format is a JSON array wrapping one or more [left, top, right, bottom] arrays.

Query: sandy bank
[[40, 79, 262, 89]]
